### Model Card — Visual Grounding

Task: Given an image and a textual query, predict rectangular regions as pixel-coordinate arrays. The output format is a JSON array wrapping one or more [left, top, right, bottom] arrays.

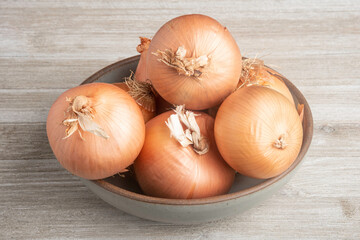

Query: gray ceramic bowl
[[80, 55, 313, 224]]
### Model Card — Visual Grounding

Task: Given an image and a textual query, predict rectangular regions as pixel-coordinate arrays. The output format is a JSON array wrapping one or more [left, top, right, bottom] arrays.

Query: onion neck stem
[[136, 37, 151, 53], [165, 105, 209, 155], [191, 132, 209, 155]]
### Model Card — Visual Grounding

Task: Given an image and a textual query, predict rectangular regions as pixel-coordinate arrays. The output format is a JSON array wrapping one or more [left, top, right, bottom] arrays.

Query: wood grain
[[0, 0, 359, 239]]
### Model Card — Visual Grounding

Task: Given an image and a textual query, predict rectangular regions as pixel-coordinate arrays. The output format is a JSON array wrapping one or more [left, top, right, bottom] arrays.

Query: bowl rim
[[82, 55, 313, 206]]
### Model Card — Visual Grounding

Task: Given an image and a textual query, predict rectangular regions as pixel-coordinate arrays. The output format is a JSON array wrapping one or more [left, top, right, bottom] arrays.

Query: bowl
[[80, 55, 313, 224]]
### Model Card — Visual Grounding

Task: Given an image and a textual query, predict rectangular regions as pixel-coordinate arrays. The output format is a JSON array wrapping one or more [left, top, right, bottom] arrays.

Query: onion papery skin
[[214, 86, 303, 179], [46, 83, 145, 180], [134, 111, 235, 199], [240, 64, 295, 106], [113, 82, 155, 122], [147, 14, 242, 110]]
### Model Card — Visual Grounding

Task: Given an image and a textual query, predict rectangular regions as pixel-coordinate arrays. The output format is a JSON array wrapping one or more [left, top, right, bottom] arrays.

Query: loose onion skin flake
[[134, 107, 235, 199], [147, 14, 242, 110], [46, 83, 145, 180], [215, 86, 303, 179]]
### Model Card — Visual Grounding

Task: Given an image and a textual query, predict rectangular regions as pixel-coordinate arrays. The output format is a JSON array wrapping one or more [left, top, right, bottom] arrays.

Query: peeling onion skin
[[262, 69, 295, 105], [134, 111, 235, 199], [214, 86, 303, 179], [46, 83, 145, 180], [147, 14, 242, 110], [239, 66, 295, 106]]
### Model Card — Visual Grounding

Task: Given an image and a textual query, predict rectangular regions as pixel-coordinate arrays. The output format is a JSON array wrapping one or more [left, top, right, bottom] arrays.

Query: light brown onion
[[134, 108, 235, 199], [214, 86, 303, 179], [46, 83, 145, 179], [147, 14, 242, 110]]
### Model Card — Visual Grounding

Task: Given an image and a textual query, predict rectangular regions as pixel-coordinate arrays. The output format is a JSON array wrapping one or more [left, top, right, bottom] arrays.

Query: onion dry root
[[153, 46, 209, 78], [113, 74, 156, 122]]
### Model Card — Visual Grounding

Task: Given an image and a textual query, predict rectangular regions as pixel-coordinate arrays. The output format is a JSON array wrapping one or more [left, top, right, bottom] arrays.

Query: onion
[[46, 82, 145, 180], [147, 14, 242, 110], [134, 37, 151, 82], [134, 106, 235, 199], [113, 77, 156, 122], [239, 58, 295, 105], [214, 86, 303, 179]]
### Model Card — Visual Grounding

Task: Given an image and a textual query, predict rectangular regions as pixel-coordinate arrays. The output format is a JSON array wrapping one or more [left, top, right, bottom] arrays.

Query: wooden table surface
[[1, 0, 359, 239]]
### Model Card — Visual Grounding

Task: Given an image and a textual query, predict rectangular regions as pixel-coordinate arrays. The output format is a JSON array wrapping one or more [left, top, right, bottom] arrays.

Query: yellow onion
[[46, 83, 145, 180], [214, 86, 303, 179], [147, 14, 242, 110], [113, 77, 156, 122], [134, 106, 235, 199]]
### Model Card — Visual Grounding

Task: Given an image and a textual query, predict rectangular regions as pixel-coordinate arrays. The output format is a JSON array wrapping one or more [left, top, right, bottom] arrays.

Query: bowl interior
[[82, 55, 313, 205]]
